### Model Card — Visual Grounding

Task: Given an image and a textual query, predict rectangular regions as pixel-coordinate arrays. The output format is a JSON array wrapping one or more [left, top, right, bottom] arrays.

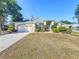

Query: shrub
[[58, 26, 67, 33], [51, 25, 58, 33], [52, 28, 58, 33], [66, 26, 72, 34], [4, 25, 8, 30], [7, 22, 15, 33], [58, 26, 72, 34], [36, 27, 44, 32], [7, 27, 14, 33]]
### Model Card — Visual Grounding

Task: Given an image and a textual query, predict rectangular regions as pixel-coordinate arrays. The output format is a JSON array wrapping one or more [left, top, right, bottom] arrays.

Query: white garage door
[[17, 24, 29, 32]]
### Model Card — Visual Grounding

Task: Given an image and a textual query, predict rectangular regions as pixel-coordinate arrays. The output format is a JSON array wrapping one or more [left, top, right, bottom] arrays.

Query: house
[[14, 20, 54, 32]]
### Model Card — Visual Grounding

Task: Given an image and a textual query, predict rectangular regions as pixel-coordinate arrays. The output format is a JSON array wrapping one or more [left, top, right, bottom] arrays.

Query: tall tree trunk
[[0, 16, 4, 31]]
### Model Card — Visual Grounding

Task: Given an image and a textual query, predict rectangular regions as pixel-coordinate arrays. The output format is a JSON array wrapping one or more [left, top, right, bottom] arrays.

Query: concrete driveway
[[0, 32, 30, 52]]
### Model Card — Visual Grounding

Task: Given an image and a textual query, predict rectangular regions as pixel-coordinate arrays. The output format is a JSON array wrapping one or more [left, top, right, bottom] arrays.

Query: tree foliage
[[12, 12, 23, 22], [75, 4, 79, 23], [0, 0, 23, 30], [60, 20, 72, 24]]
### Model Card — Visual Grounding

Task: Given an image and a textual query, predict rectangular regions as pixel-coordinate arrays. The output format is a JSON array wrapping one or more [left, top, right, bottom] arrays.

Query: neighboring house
[[58, 23, 79, 32], [71, 24, 79, 32], [14, 20, 54, 32]]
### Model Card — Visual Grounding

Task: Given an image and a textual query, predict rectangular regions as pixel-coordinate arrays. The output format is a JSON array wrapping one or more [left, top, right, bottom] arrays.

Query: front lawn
[[0, 33, 79, 59]]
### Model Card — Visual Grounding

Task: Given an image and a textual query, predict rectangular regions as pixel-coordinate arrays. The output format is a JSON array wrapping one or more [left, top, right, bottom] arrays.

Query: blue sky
[[17, 0, 79, 22]]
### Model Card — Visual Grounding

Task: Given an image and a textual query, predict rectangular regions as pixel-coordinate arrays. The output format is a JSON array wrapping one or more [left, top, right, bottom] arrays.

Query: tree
[[12, 12, 23, 22], [75, 4, 79, 24], [6, 0, 22, 15], [0, 1, 7, 30], [60, 20, 72, 24], [6, 0, 23, 22], [0, 0, 22, 31]]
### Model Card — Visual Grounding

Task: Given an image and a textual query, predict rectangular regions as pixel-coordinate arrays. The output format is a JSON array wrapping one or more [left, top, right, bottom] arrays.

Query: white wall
[[50, 21, 54, 32], [26, 23, 35, 32]]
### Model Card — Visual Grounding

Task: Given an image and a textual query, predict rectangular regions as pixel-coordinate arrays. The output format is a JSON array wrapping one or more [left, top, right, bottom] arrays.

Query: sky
[[17, 0, 79, 22]]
